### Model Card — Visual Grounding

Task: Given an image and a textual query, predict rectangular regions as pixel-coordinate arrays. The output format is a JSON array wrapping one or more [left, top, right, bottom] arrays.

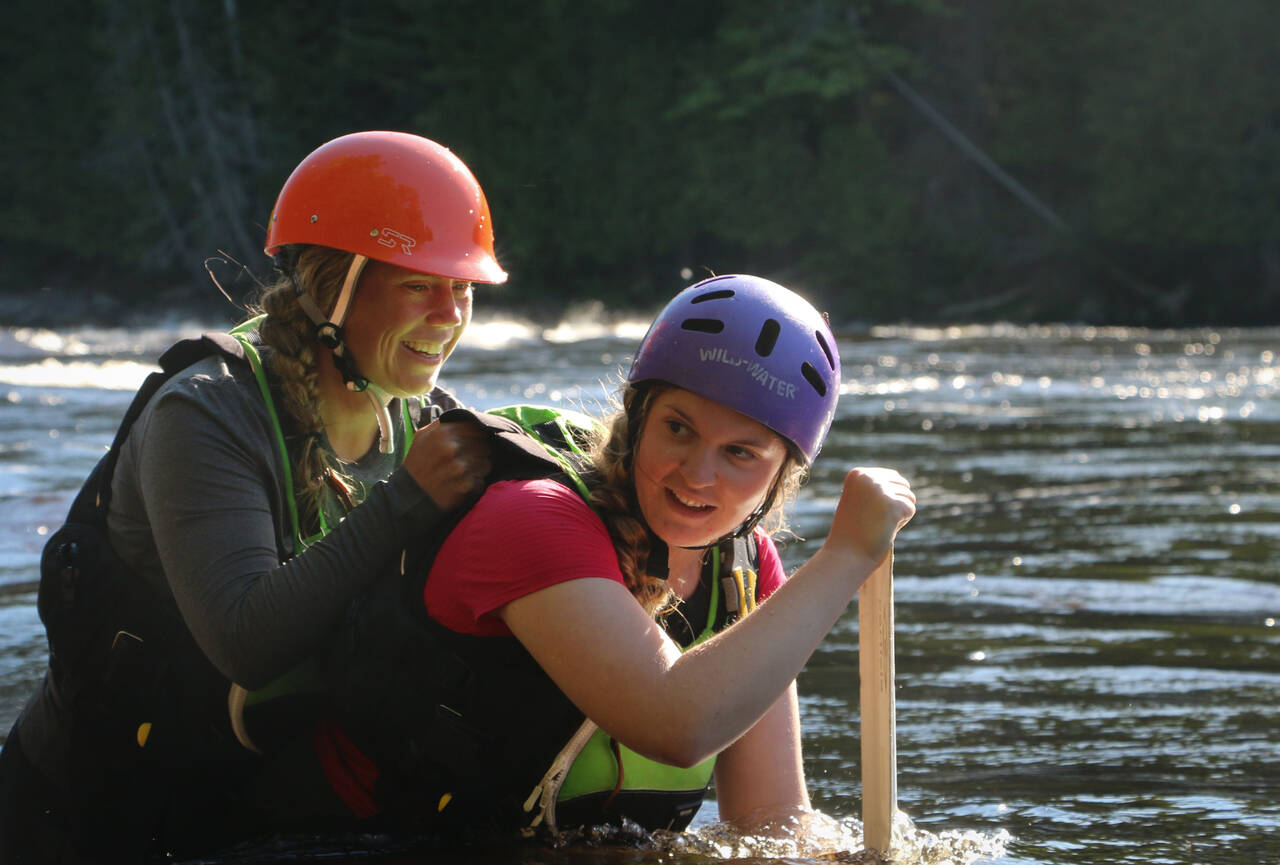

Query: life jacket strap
[[227, 684, 261, 754], [520, 718, 599, 835]]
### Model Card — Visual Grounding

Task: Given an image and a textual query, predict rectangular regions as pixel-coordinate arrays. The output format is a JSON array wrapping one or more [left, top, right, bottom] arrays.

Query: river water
[[0, 313, 1276, 865]]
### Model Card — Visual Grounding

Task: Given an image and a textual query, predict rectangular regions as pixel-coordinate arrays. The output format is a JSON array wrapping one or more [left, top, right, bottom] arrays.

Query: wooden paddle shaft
[[859, 550, 897, 855]]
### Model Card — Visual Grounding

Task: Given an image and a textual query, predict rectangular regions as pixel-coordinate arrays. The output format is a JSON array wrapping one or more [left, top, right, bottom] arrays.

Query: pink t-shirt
[[422, 478, 786, 635]]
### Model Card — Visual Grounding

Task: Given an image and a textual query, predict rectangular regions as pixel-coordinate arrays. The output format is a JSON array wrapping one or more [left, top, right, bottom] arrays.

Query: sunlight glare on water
[[0, 358, 155, 391], [856, 323, 1280, 426], [463, 311, 652, 351], [539, 302, 654, 344]]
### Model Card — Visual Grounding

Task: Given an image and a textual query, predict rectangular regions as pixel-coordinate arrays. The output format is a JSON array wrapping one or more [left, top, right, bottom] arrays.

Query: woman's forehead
[[651, 388, 784, 446]]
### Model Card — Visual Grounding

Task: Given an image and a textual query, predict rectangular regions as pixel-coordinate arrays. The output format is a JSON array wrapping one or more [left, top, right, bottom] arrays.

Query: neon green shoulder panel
[[558, 732, 716, 803], [487, 403, 602, 501], [229, 318, 313, 554]]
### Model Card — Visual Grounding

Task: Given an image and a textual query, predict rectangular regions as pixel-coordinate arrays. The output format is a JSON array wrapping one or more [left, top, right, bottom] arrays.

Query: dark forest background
[[2, 0, 1278, 326]]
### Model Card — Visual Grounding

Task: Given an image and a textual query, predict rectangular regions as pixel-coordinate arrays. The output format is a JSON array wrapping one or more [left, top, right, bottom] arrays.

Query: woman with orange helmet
[[0, 131, 507, 861]]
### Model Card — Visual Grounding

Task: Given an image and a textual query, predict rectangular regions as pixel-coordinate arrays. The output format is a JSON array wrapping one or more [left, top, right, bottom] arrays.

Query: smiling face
[[632, 387, 789, 549], [340, 259, 473, 397]]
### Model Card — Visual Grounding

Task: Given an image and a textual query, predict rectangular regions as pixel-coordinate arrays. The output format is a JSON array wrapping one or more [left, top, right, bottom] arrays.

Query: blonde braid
[[249, 245, 355, 533], [586, 386, 674, 615]]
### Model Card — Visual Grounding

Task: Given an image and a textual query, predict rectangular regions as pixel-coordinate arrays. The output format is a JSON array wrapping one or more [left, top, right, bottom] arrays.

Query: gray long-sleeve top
[[18, 339, 453, 773], [109, 348, 454, 688]]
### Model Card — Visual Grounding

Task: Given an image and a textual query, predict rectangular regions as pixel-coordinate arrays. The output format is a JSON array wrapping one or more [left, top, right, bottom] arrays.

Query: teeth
[[671, 490, 710, 509], [405, 340, 445, 355]]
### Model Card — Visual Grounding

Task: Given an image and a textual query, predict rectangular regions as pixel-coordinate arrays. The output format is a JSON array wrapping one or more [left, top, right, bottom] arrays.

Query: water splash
[[551, 810, 1009, 865]]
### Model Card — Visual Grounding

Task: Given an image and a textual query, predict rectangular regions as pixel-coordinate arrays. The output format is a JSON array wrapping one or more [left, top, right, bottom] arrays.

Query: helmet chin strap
[[623, 385, 778, 580], [632, 494, 769, 584], [360, 384, 395, 456], [293, 254, 395, 455], [634, 474, 782, 585]]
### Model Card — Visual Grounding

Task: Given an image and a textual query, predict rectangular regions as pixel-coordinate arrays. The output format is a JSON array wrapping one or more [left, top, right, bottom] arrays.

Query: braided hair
[[249, 245, 356, 532]]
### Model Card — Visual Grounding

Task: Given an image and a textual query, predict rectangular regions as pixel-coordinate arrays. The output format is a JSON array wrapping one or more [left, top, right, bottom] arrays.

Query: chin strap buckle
[[315, 321, 343, 350]]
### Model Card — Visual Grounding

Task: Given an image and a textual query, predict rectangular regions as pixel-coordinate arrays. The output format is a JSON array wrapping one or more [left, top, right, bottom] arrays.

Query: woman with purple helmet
[[358, 273, 917, 839]]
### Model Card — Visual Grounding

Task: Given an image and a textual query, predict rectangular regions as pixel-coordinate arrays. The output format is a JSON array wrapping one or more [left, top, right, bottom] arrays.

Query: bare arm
[[500, 466, 915, 767], [712, 683, 810, 827]]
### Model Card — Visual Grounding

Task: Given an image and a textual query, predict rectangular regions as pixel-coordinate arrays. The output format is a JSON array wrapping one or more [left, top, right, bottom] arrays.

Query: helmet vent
[[690, 289, 735, 304], [755, 319, 781, 356], [815, 330, 836, 369], [681, 318, 725, 334], [801, 362, 828, 397]]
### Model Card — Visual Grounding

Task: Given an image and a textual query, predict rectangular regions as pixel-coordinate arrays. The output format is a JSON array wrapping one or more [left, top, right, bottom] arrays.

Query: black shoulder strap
[[715, 533, 762, 631], [65, 333, 247, 525], [36, 331, 253, 718]]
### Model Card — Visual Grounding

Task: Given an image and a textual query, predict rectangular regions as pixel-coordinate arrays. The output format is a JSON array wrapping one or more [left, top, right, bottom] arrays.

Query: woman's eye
[[664, 419, 688, 436], [726, 445, 756, 461]]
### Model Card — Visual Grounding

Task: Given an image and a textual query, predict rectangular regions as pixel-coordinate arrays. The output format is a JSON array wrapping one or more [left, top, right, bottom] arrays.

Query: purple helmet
[[628, 274, 841, 464]]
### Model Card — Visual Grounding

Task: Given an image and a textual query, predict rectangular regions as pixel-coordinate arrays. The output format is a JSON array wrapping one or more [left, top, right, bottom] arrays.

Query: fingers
[[824, 466, 916, 564], [851, 467, 917, 528], [403, 418, 493, 510]]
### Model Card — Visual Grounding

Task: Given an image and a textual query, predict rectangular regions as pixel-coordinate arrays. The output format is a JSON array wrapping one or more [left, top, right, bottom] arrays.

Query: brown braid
[[586, 383, 808, 615], [247, 245, 356, 533]]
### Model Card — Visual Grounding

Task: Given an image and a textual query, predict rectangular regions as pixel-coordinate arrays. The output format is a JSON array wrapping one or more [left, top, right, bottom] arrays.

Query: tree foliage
[[1, 0, 1276, 324]]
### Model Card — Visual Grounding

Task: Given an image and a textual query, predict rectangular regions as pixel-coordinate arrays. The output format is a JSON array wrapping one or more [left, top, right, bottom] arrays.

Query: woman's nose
[[426, 282, 464, 323], [680, 445, 718, 488]]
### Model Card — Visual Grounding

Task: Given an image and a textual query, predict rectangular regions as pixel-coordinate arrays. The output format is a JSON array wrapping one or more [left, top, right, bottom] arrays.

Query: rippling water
[[0, 316, 1276, 865]]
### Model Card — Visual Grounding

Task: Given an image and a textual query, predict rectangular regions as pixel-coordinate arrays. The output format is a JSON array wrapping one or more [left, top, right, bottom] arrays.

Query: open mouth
[[403, 339, 446, 361], [667, 488, 713, 513]]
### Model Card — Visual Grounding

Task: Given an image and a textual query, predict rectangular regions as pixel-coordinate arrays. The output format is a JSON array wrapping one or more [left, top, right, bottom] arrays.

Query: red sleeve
[[422, 478, 625, 635], [754, 530, 787, 601]]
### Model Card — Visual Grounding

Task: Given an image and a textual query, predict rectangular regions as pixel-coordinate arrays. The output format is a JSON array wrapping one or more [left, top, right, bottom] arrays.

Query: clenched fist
[[822, 467, 916, 567], [402, 416, 493, 510]]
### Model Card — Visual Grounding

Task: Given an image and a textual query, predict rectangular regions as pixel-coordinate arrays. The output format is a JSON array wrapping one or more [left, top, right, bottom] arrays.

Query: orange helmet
[[264, 130, 507, 284]]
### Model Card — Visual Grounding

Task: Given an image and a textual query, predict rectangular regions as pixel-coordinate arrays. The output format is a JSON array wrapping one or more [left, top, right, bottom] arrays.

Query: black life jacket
[[32, 333, 265, 856], [37, 333, 254, 758], [317, 406, 763, 837], [36, 323, 431, 763], [29, 326, 431, 856]]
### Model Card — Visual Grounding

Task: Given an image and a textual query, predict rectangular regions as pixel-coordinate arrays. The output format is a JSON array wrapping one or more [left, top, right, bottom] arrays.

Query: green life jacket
[[315, 405, 607, 833]]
